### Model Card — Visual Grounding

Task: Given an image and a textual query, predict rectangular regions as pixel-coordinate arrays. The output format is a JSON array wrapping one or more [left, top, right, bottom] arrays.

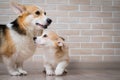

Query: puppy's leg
[[55, 60, 68, 76], [44, 64, 54, 76], [2, 56, 21, 76], [17, 62, 27, 75]]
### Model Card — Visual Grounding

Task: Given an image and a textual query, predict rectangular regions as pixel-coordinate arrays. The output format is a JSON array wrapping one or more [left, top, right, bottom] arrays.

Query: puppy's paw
[[46, 70, 54, 76], [10, 71, 21, 76], [19, 70, 27, 75], [55, 69, 64, 76]]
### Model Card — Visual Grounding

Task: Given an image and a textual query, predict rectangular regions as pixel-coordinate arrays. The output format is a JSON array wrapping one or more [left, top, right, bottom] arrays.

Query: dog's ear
[[10, 1, 26, 14]]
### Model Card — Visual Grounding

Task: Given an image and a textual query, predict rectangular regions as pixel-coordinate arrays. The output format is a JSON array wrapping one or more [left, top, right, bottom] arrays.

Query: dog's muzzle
[[47, 18, 52, 25], [44, 18, 52, 29], [36, 18, 52, 29]]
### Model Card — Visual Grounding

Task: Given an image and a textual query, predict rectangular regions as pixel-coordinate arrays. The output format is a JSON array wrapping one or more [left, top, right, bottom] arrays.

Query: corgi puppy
[[0, 2, 52, 76], [34, 30, 69, 76]]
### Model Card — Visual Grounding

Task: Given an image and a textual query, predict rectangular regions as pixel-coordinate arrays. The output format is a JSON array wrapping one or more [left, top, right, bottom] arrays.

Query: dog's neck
[[7, 19, 42, 38], [10, 19, 26, 35], [44, 46, 66, 58]]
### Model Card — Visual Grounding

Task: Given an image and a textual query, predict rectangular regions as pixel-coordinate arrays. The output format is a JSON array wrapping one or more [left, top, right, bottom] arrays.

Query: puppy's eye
[[44, 12, 46, 15], [43, 34, 47, 37], [35, 11, 40, 15]]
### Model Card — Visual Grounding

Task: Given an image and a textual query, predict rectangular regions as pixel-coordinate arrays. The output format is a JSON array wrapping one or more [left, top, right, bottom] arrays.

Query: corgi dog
[[33, 30, 69, 76], [0, 2, 52, 76]]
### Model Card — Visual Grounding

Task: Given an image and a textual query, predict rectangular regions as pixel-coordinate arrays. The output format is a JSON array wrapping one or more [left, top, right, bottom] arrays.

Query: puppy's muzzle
[[33, 37, 37, 41]]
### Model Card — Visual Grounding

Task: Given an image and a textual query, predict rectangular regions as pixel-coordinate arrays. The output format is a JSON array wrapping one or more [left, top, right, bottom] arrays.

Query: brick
[[91, 12, 112, 17], [103, 18, 120, 23], [70, 49, 92, 55], [69, 24, 90, 29], [0, 3, 9, 9], [115, 49, 120, 55], [103, 31, 120, 36], [80, 5, 101, 11], [0, 0, 13, 2], [1, 0, 120, 63], [81, 56, 102, 62], [57, 17, 79, 23], [47, 11, 68, 17], [92, 24, 113, 30], [70, 56, 80, 62], [91, 36, 112, 42], [0, 9, 14, 15], [68, 36, 90, 42], [114, 24, 120, 30], [23, 0, 44, 3], [104, 43, 120, 48], [70, 0, 90, 5], [114, 37, 120, 42], [80, 18, 101, 23], [57, 5, 78, 11], [91, 0, 112, 5], [113, 12, 120, 17], [102, 6, 120, 11], [69, 12, 90, 17], [0, 16, 9, 24], [104, 56, 120, 62], [40, 5, 56, 10], [81, 43, 102, 48], [46, 0, 68, 4], [81, 30, 102, 35], [113, 0, 120, 6], [93, 49, 114, 55], [57, 30, 79, 36], [52, 24, 68, 29], [67, 42, 80, 48]]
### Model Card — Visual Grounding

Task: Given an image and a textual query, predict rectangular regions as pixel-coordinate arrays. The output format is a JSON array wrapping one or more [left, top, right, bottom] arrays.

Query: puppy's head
[[33, 30, 65, 48], [10, 2, 52, 30]]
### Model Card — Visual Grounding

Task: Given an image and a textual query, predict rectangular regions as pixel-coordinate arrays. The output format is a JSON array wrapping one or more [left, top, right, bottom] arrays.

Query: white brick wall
[[0, 0, 120, 62]]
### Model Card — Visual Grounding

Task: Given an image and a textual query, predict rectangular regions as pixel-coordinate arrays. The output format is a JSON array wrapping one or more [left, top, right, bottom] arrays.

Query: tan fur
[[0, 2, 52, 76], [1, 29, 15, 57], [34, 30, 69, 76]]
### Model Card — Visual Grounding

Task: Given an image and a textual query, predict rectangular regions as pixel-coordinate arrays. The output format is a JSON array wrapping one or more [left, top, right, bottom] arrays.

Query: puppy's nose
[[33, 37, 37, 41], [47, 18, 52, 24]]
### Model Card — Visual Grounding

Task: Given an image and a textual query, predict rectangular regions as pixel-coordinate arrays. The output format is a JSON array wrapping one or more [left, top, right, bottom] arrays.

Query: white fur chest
[[10, 29, 36, 61]]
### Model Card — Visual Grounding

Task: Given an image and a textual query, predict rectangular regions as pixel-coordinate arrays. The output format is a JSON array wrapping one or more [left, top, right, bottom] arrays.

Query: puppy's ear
[[10, 1, 26, 14], [59, 36, 65, 41]]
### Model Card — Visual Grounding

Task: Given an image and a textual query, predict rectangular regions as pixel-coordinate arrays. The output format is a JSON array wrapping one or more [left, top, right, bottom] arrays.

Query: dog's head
[[33, 30, 65, 48], [11, 2, 52, 30]]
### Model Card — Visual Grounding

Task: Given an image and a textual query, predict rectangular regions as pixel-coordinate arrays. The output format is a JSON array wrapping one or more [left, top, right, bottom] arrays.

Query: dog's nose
[[33, 37, 37, 41], [47, 18, 52, 24]]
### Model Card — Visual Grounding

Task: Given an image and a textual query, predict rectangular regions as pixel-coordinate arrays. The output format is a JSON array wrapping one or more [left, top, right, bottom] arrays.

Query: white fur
[[55, 61, 68, 76], [2, 24, 36, 76], [2, 2, 52, 76], [35, 31, 69, 76]]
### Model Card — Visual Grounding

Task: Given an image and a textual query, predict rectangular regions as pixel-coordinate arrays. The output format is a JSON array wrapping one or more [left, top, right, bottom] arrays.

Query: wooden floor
[[0, 62, 120, 80], [0, 69, 120, 80]]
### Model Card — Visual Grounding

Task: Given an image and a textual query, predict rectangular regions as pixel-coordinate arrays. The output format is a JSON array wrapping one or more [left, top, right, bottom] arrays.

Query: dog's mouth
[[36, 23, 48, 29]]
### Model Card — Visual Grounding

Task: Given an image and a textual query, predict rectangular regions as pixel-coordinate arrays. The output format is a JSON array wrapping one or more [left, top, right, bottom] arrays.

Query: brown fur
[[1, 28, 15, 57], [0, 3, 46, 57]]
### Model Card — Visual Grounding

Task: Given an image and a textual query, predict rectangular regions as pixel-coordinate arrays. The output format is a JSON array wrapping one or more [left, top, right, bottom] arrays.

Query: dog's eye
[[43, 34, 47, 37], [44, 12, 46, 15], [35, 11, 40, 15]]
